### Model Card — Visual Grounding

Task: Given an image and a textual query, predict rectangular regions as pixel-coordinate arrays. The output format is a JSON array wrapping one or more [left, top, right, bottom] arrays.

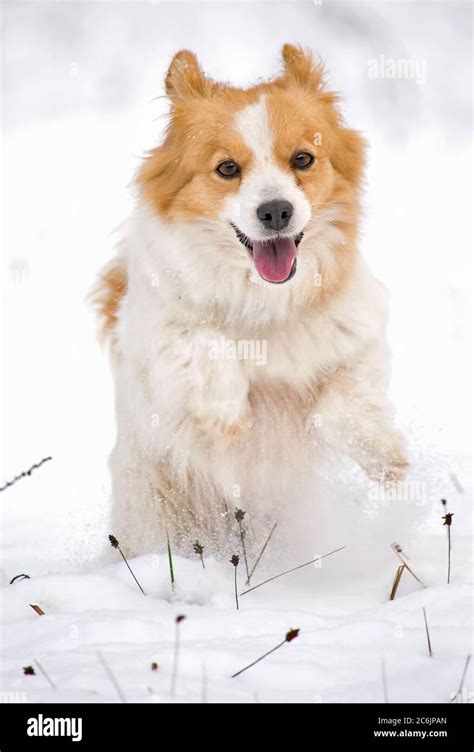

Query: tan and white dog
[[92, 45, 408, 556]]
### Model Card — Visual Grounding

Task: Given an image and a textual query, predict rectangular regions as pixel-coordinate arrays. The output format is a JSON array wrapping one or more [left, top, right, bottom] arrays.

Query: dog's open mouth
[[231, 224, 303, 284]]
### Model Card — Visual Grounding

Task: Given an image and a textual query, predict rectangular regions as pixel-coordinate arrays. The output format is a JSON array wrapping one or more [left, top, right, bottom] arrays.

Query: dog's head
[[138, 45, 365, 289]]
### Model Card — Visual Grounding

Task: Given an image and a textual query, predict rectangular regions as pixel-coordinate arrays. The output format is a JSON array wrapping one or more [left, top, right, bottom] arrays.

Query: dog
[[92, 44, 408, 557]]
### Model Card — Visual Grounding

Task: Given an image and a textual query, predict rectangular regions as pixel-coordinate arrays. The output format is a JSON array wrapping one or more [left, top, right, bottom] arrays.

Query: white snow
[[1, 0, 472, 704]]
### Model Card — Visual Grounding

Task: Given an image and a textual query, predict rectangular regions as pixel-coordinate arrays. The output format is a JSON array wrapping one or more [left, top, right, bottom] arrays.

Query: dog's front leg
[[183, 329, 252, 436], [316, 346, 409, 484]]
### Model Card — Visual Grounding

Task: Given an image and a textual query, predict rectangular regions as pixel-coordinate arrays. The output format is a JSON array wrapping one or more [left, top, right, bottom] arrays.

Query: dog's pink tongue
[[252, 237, 297, 283]]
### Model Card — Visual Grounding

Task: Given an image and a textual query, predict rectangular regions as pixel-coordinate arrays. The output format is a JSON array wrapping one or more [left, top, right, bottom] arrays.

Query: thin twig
[[30, 604, 45, 616], [235, 509, 250, 583], [0, 457, 52, 493], [109, 534, 146, 595], [382, 658, 388, 703], [233, 640, 285, 678], [450, 654, 471, 703], [442, 513, 454, 584], [232, 629, 299, 678], [167, 529, 175, 589], [230, 555, 239, 610], [34, 659, 55, 689], [422, 607, 433, 657], [170, 615, 185, 696], [449, 472, 463, 494], [119, 549, 146, 594], [10, 574, 30, 584], [240, 546, 346, 596], [97, 651, 126, 703], [239, 528, 250, 583], [447, 525, 451, 584], [389, 564, 406, 601], [391, 543, 424, 586], [246, 522, 277, 586]]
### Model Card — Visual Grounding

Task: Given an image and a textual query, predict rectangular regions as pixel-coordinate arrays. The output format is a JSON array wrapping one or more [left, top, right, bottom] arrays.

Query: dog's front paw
[[368, 456, 410, 487]]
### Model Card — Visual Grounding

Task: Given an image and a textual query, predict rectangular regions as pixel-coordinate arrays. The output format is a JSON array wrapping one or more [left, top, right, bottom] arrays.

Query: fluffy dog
[[92, 45, 408, 556]]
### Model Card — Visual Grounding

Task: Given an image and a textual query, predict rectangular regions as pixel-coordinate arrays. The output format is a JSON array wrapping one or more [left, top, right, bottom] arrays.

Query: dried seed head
[[193, 540, 204, 555], [176, 614, 186, 624], [234, 508, 246, 523], [151, 662, 159, 671], [23, 665, 35, 676], [108, 534, 119, 549], [442, 513, 454, 526], [285, 628, 300, 643], [230, 554, 239, 567]]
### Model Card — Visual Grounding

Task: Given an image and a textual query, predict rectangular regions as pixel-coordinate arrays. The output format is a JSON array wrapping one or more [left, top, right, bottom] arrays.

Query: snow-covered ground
[[1, 1, 472, 703]]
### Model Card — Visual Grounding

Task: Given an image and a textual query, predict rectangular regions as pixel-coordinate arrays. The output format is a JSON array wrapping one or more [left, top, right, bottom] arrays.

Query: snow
[[1, 538, 472, 703], [1, 0, 472, 704]]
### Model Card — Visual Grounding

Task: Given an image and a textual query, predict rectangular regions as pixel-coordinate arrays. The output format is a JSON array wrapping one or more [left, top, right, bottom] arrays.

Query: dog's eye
[[291, 152, 315, 170], [216, 160, 240, 179]]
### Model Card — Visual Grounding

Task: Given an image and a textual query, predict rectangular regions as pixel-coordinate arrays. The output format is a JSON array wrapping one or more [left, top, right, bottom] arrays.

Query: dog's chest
[[243, 310, 357, 389]]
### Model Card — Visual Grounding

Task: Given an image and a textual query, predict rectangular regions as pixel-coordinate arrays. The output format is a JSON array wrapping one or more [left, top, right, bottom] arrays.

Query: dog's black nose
[[256, 200, 293, 231]]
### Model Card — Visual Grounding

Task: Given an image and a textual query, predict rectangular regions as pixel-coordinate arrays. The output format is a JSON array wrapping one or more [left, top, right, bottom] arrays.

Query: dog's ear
[[281, 44, 326, 90], [165, 50, 209, 101]]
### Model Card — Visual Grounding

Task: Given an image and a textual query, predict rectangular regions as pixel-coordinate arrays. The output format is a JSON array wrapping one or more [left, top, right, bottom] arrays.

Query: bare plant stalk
[[170, 615, 185, 696], [167, 530, 175, 589], [442, 512, 454, 584], [448, 473, 463, 493], [10, 574, 30, 584], [246, 522, 277, 586], [230, 554, 240, 610], [239, 529, 249, 583], [240, 546, 346, 596], [34, 659, 55, 689], [391, 543, 424, 586], [381, 658, 388, 703], [233, 641, 284, 678], [0, 456, 52, 493], [108, 534, 146, 595], [97, 651, 126, 703], [447, 525, 451, 584], [235, 509, 250, 583], [389, 564, 406, 601], [422, 607, 433, 657], [449, 654, 471, 703], [232, 629, 299, 679]]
